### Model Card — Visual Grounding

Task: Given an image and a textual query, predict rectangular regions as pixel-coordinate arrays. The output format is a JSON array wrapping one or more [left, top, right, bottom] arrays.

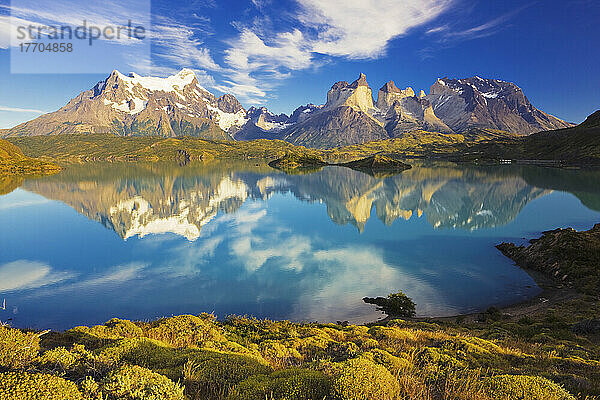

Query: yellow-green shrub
[[146, 314, 225, 347], [0, 371, 83, 400], [183, 352, 272, 398], [79, 376, 102, 400], [482, 375, 575, 400], [362, 349, 410, 376], [101, 365, 185, 400], [38, 346, 79, 371], [331, 357, 401, 400], [229, 368, 332, 400], [0, 326, 40, 370], [259, 340, 303, 367], [103, 319, 144, 339], [96, 338, 181, 370], [416, 347, 466, 372]]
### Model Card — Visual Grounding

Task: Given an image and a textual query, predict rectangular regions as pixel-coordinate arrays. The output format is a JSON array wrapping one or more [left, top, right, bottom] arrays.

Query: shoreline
[[415, 267, 580, 324], [372, 255, 582, 326]]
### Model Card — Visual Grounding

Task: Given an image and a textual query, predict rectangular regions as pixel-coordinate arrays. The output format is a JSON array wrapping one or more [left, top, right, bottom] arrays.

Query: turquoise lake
[[1, 161, 599, 330]]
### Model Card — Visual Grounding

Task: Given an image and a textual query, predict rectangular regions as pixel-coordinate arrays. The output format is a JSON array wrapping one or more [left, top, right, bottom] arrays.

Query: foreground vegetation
[[2, 223, 600, 399]]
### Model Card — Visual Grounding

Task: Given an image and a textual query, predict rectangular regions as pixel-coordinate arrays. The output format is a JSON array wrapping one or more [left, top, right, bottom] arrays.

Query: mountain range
[[0, 69, 573, 148]]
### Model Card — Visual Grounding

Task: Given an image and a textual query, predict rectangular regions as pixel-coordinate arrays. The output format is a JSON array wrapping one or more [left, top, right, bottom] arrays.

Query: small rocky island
[[267, 152, 327, 173], [338, 154, 412, 177], [269, 152, 411, 176]]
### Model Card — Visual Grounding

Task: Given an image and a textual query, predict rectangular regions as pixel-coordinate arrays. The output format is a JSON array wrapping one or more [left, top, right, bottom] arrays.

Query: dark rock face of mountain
[[288, 104, 323, 124], [278, 74, 388, 148], [426, 77, 573, 134], [281, 106, 388, 148], [233, 107, 291, 140], [216, 94, 244, 114], [377, 82, 452, 136]]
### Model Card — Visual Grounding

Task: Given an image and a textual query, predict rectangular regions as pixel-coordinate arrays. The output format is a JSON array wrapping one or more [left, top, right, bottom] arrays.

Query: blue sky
[[0, 0, 598, 128]]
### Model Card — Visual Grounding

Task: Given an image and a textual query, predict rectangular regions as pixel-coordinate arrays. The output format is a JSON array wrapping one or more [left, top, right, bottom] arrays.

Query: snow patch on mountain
[[206, 104, 249, 132], [114, 69, 198, 94], [103, 98, 147, 115]]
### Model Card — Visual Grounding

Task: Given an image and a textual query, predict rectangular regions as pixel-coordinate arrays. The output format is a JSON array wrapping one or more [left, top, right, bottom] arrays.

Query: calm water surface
[[1, 161, 599, 330]]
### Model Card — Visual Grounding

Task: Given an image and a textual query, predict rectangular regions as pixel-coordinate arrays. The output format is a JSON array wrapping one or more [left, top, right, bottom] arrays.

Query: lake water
[[1, 161, 599, 330]]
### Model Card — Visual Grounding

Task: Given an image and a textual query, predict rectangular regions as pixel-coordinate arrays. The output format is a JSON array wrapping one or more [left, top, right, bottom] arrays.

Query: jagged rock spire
[[380, 81, 401, 93], [349, 73, 369, 88]]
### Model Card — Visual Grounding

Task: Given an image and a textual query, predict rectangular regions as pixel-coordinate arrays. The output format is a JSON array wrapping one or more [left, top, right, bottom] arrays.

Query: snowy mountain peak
[[108, 69, 198, 94]]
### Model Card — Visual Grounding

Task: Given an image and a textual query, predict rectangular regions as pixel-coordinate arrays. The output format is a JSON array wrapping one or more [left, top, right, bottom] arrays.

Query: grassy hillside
[[0, 139, 61, 175], [322, 128, 520, 162], [7, 127, 519, 167], [2, 225, 600, 399], [7, 134, 319, 164], [452, 111, 600, 165]]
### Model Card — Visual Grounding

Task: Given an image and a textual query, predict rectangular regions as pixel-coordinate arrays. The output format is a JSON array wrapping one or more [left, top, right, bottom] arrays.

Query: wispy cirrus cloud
[[425, 3, 533, 43], [151, 15, 221, 73], [0, 0, 456, 103], [0, 105, 46, 113]]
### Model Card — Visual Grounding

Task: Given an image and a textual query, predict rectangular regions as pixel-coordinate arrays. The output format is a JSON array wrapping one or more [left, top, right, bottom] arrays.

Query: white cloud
[[217, 204, 446, 321], [298, 0, 452, 59], [0, 105, 47, 113], [0, 260, 72, 292], [218, 0, 453, 102], [151, 17, 222, 73], [3, 1, 150, 46], [1, 0, 457, 104], [426, 5, 532, 43], [72, 263, 146, 289], [21, 262, 148, 299]]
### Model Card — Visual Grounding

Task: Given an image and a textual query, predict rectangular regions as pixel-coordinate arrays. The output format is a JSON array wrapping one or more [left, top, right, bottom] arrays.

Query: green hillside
[[452, 110, 600, 165], [0, 139, 61, 175]]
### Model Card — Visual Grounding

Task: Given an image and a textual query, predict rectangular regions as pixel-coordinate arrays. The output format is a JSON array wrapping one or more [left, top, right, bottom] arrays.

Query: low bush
[[145, 314, 226, 347], [230, 368, 332, 400], [0, 371, 83, 400], [482, 374, 575, 400], [0, 326, 40, 370], [100, 364, 185, 400], [38, 346, 79, 371], [183, 352, 272, 399], [331, 357, 401, 400]]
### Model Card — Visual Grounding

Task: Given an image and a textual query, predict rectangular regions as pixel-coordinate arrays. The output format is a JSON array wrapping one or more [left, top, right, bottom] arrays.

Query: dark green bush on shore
[[363, 290, 416, 318]]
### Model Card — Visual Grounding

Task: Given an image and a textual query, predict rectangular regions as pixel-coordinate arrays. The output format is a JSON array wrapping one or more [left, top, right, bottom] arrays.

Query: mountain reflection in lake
[[1, 161, 599, 330]]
